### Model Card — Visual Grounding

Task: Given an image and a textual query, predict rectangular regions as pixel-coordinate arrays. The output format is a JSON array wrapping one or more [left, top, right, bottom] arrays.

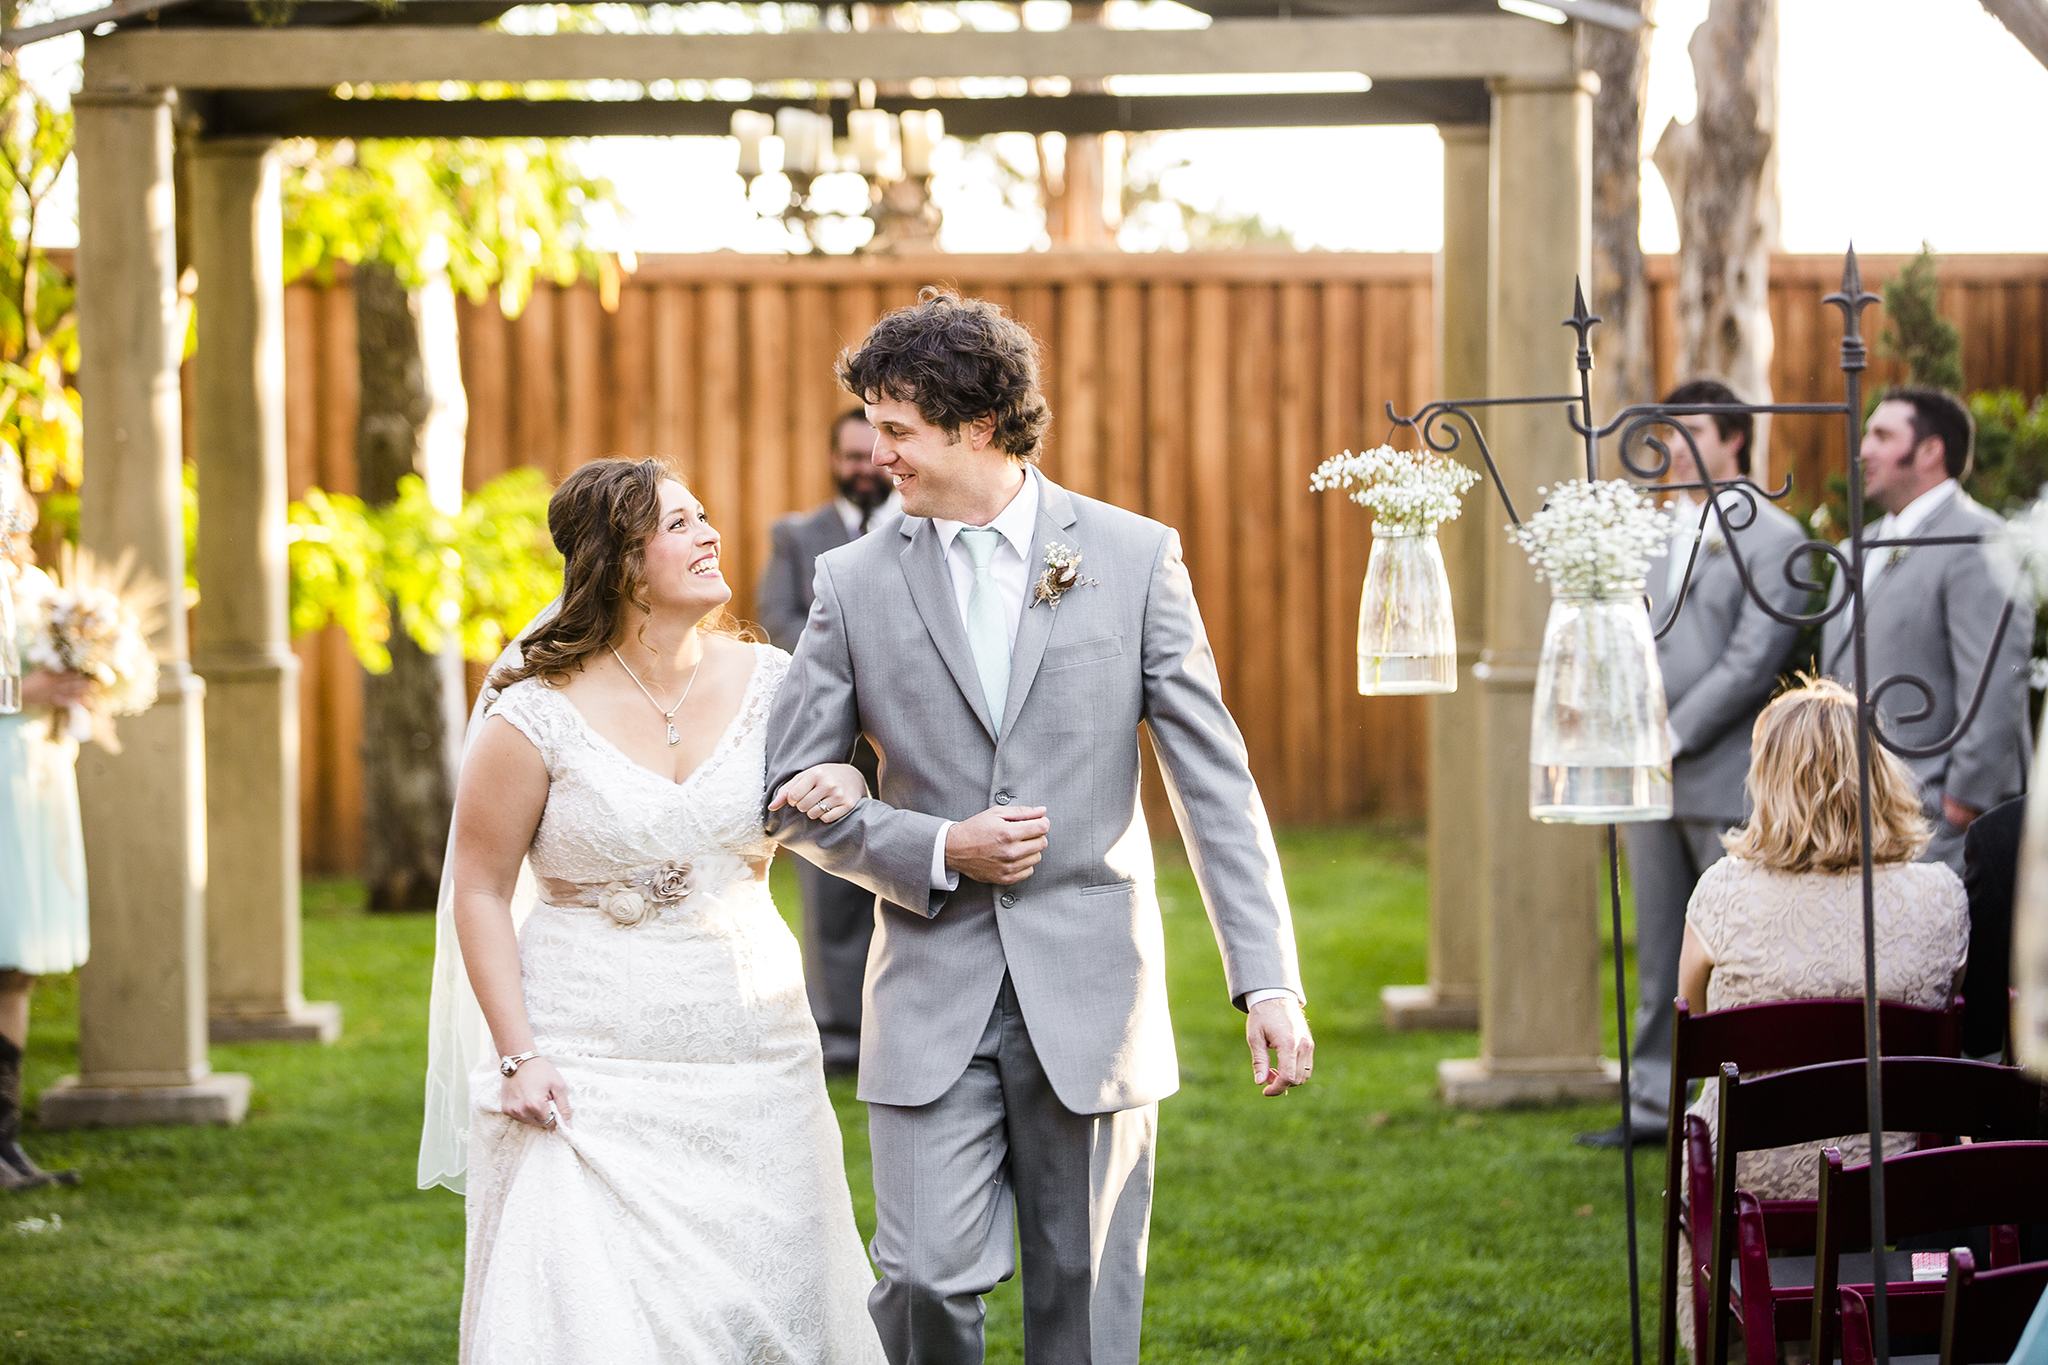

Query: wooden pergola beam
[[82, 15, 1575, 90], [191, 81, 1489, 140]]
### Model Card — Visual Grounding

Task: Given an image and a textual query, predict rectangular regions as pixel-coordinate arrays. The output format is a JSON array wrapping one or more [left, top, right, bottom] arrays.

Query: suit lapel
[[899, 517, 999, 743], [1827, 493, 1966, 672], [999, 476, 1080, 739]]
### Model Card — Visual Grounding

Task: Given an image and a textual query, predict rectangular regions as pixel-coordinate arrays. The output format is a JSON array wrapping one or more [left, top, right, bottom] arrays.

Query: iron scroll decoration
[[1385, 248, 2024, 1365]]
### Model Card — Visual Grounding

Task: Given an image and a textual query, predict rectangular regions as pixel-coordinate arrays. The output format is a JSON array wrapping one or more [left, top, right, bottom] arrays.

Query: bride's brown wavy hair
[[491, 457, 746, 690]]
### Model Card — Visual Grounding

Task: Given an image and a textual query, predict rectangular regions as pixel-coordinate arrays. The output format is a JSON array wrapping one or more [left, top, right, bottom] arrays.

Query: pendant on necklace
[[666, 722, 681, 747]]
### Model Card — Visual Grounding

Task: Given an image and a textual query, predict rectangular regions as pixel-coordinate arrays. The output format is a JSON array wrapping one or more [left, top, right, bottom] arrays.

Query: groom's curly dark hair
[[836, 288, 1050, 464]]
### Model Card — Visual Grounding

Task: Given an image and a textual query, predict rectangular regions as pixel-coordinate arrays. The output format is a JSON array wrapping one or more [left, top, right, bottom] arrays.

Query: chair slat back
[[1818, 1142, 2048, 1262], [1670, 997, 1962, 1096], [1942, 1249, 2048, 1365], [1720, 1058, 2047, 1155]]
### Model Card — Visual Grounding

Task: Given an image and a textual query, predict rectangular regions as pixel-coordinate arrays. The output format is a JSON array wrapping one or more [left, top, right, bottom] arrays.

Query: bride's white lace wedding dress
[[459, 643, 886, 1365]]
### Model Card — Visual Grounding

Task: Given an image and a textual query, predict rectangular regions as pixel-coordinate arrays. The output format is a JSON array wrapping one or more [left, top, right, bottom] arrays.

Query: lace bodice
[[1686, 856, 1968, 1014], [485, 643, 785, 888]]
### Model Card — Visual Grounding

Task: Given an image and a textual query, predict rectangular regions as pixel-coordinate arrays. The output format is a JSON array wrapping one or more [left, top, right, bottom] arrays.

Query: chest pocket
[[1041, 635, 1125, 671]]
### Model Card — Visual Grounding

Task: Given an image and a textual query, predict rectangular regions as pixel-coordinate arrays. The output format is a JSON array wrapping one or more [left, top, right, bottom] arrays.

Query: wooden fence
[[282, 251, 2048, 873]]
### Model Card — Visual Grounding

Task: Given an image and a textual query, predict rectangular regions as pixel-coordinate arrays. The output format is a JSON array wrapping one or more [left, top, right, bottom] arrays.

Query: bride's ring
[[545, 1103, 560, 1128]]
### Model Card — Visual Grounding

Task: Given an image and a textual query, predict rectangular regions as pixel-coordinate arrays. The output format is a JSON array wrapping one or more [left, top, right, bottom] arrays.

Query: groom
[[764, 290, 1310, 1365]]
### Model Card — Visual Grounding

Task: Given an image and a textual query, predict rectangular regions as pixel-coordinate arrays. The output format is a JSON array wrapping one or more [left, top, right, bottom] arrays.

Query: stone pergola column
[[1384, 122, 1490, 1033], [1439, 72, 1616, 1108], [191, 138, 340, 1045], [40, 87, 250, 1128]]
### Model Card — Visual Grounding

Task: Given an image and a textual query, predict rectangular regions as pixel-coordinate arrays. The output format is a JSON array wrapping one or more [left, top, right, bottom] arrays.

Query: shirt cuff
[[931, 822, 960, 892], [1243, 988, 1298, 1009]]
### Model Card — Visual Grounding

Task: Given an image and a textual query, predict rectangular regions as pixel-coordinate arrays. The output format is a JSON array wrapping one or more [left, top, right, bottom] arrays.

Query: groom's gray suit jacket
[[763, 474, 1302, 1115]]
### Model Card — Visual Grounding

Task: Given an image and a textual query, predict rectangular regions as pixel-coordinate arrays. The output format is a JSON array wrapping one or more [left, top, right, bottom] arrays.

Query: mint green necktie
[[956, 527, 1010, 733]]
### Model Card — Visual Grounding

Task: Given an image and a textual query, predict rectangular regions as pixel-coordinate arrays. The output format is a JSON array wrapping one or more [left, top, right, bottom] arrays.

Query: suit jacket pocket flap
[[1041, 635, 1125, 671]]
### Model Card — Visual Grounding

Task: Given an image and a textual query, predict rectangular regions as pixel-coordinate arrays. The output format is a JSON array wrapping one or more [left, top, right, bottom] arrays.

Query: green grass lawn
[[0, 827, 1659, 1364]]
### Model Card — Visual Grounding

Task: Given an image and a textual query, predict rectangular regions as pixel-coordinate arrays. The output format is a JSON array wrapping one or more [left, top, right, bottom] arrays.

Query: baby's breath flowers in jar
[[1509, 479, 1676, 824], [1311, 445, 1478, 695]]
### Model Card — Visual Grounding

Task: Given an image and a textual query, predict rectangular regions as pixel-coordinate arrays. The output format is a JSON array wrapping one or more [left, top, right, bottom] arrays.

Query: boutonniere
[[1031, 542, 1097, 609]]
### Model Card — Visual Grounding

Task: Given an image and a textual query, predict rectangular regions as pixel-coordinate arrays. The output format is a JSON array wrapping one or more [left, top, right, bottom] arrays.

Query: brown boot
[[0, 1034, 77, 1191]]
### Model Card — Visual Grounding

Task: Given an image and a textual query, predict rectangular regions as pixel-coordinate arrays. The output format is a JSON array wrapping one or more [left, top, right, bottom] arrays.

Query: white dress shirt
[[926, 470, 1042, 892], [918, 473, 1297, 1011], [833, 490, 902, 540], [1865, 478, 1958, 586]]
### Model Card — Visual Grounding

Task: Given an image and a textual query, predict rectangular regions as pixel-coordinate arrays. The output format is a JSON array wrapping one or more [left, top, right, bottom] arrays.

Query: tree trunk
[[1980, 0, 2048, 69], [355, 260, 451, 912], [1652, 0, 1779, 474], [1587, 0, 1657, 445]]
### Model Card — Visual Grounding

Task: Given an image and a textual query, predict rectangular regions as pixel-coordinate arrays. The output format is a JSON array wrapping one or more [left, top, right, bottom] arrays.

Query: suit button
[[999, 892, 1017, 908], [994, 790, 1012, 805]]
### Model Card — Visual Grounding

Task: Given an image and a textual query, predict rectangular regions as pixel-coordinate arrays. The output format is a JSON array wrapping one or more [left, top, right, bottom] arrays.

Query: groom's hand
[[1248, 996, 1313, 1096], [945, 806, 1050, 885]]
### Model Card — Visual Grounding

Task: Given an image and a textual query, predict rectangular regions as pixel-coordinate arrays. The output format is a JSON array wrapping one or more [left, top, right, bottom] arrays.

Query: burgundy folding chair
[[1812, 1142, 2048, 1365], [1704, 1057, 2041, 1365], [1655, 997, 1964, 1365], [1938, 1250, 2048, 1365], [1839, 1251, 2048, 1365]]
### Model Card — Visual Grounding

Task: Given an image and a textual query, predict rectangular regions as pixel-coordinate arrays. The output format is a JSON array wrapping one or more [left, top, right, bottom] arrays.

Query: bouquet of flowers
[[1310, 445, 1478, 533], [1509, 479, 1674, 599], [18, 546, 164, 751]]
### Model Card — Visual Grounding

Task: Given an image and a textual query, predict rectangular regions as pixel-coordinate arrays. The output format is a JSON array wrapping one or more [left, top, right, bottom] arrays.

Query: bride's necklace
[[611, 646, 702, 747]]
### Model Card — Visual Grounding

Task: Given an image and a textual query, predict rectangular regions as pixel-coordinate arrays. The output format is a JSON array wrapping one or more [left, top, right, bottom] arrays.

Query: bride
[[423, 457, 887, 1363]]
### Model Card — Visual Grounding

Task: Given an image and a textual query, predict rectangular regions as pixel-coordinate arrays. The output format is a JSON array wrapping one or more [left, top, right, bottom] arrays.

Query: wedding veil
[[417, 599, 558, 1195]]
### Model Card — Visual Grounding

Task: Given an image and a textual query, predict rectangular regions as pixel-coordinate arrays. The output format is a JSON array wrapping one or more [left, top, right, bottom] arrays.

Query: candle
[[848, 108, 891, 176], [900, 109, 943, 179], [776, 107, 821, 176], [731, 109, 773, 178]]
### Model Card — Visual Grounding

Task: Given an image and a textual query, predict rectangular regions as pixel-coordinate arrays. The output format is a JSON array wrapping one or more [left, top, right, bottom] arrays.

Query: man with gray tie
[[1823, 386, 2032, 874], [757, 408, 898, 1073], [764, 291, 1308, 1364], [1579, 379, 1806, 1149]]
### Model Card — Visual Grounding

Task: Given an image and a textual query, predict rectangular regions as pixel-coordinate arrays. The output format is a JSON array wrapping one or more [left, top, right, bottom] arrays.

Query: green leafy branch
[[288, 467, 561, 672]]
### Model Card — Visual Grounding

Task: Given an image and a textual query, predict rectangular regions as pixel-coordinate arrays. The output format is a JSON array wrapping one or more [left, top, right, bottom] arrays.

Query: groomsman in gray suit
[[757, 408, 898, 1072], [1823, 387, 2033, 873], [1580, 380, 1807, 1149], [764, 291, 1309, 1365]]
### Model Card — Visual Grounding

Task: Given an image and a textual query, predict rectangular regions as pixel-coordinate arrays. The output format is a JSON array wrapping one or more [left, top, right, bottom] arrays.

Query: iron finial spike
[[1564, 277, 1600, 371], [1824, 244, 1880, 370]]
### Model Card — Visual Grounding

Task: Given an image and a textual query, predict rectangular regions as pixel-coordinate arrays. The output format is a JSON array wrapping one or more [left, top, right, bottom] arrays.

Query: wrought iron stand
[[1387, 248, 2022, 1365]]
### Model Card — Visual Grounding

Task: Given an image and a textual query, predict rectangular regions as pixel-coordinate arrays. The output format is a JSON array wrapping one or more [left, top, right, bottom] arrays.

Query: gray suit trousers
[[793, 854, 874, 1070], [1622, 818, 1729, 1128], [866, 975, 1156, 1365]]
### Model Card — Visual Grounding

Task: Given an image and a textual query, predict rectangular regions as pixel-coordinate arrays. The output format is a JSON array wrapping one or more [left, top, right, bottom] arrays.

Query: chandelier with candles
[[729, 106, 946, 254]]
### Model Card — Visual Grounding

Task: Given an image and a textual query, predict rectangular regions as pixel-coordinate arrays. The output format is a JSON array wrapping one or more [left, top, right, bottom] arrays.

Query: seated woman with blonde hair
[[1674, 676, 1968, 1344]]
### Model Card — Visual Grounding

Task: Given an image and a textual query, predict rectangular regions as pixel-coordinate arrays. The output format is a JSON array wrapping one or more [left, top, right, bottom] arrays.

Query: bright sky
[[16, 0, 2048, 255]]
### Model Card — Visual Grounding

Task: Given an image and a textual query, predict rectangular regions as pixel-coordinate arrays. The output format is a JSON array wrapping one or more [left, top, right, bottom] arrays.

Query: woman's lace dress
[[1675, 855, 1969, 1348], [460, 644, 886, 1365]]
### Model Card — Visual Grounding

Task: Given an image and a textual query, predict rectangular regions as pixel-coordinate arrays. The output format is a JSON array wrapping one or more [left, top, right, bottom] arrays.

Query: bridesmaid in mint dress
[[1, 454, 88, 1192]]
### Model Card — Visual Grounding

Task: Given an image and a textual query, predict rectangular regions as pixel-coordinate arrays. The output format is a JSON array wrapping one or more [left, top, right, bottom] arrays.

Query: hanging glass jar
[[1528, 588, 1671, 823], [1356, 528, 1457, 695]]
